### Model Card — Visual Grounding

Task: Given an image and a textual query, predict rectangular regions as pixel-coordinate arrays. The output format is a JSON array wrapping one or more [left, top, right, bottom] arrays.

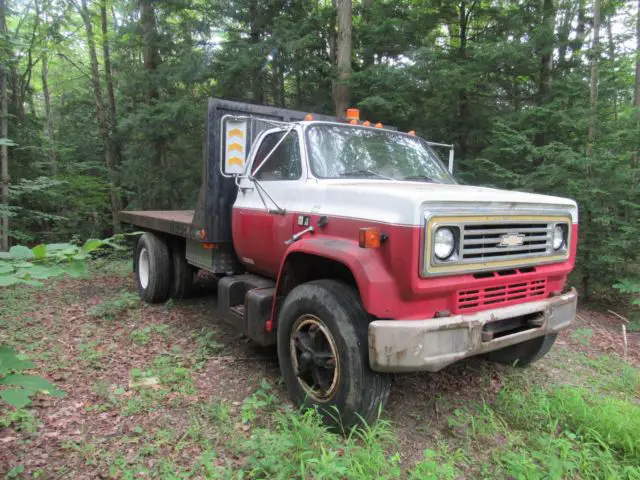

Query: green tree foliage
[[0, 0, 638, 313]]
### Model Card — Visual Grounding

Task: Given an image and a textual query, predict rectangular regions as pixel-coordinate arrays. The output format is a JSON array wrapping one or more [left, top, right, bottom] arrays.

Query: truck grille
[[460, 222, 552, 261], [456, 278, 547, 313]]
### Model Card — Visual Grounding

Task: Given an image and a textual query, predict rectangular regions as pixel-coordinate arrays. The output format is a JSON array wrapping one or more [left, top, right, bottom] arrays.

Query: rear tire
[[134, 233, 171, 303], [276, 280, 391, 431], [485, 333, 557, 367], [169, 240, 195, 299]]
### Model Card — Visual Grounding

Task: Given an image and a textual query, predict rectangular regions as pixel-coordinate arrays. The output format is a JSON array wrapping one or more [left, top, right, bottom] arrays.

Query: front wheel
[[485, 333, 557, 367], [277, 280, 391, 431]]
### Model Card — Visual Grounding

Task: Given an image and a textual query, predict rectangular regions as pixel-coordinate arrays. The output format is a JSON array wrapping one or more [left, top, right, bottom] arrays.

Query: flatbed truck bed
[[119, 210, 195, 239]]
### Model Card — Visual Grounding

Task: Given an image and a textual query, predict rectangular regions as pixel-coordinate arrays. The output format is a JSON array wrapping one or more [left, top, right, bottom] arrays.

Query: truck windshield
[[305, 124, 455, 184]]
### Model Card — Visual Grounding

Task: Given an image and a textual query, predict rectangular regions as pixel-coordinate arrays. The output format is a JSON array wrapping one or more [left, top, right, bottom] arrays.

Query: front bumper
[[368, 288, 577, 372]]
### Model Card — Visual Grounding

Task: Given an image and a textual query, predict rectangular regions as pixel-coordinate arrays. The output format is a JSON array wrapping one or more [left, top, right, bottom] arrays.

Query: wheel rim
[[290, 314, 340, 402], [138, 247, 150, 289]]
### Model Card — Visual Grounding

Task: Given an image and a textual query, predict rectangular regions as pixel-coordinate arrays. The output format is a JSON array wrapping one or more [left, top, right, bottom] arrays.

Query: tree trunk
[[41, 53, 56, 174], [273, 49, 285, 107], [333, 0, 352, 117], [557, 0, 572, 71], [0, 0, 8, 250], [537, 0, 555, 105], [587, 0, 600, 157], [295, 53, 302, 108], [457, 1, 470, 159], [329, 0, 337, 67], [361, 0, 374, 67], [635, 0, 640, 107], [607, 17, 617, 120], [101, 0, 117, 124], [248, 1, 263, 104], [534, 0, 556, 151], [140, 0, 168, 207], [583, 0, 601, 299], [572, 0, 587, 67], [140, 0, 159, 102], [101, 0, 122, 180], [78, 0, 122, 233]]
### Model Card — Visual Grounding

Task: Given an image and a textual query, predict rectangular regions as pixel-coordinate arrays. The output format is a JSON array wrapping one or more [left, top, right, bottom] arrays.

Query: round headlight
[[434, 227, 455, 259], [553, 224, 565, 250]]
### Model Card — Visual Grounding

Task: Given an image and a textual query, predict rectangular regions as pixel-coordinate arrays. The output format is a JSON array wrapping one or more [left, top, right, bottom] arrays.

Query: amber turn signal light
[[359, 227, 381, 248], [346, 108, 360, 120]]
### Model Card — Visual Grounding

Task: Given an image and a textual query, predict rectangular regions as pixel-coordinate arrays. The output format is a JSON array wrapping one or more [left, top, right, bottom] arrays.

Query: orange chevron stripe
[[228, 142, 243, 152], [227, 156, 244, 166], [227, 128, 244, 138]]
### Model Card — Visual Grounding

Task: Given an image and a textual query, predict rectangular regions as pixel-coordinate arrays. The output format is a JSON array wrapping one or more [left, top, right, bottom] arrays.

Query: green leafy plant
[[241, 380, 277, 424], [0, 238, 118, 287], [0, 346, 65, 408]]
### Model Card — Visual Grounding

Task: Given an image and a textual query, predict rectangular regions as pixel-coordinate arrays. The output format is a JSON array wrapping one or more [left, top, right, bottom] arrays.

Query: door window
[[251, 131, 301, 181]]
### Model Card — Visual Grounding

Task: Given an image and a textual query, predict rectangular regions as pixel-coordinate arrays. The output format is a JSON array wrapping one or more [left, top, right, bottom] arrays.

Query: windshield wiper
[[339, 169, 394, 180], [401, 174, 442, 184]]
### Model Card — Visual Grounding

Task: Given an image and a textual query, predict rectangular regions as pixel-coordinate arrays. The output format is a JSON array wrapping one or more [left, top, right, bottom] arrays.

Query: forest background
[[0, 0, 638, 314]]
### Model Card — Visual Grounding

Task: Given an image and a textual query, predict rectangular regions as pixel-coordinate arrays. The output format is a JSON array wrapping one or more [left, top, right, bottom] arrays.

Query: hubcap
[[290, 315, 339, 402], [138, 247, 150, 289]]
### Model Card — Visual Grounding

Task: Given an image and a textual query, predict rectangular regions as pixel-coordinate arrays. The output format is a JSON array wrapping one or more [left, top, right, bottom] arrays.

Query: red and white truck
[[120, 99, 578, 428]]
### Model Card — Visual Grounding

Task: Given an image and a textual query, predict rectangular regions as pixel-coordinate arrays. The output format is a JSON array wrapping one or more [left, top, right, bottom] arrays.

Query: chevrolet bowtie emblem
[[498, 233, 525, 248]]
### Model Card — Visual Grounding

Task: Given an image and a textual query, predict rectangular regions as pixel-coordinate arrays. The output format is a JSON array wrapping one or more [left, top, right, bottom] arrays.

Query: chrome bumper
[[368, 288, 577, 372]]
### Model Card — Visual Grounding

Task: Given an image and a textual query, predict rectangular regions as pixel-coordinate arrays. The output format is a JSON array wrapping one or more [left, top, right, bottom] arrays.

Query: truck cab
[[120, 99, 578, 429]]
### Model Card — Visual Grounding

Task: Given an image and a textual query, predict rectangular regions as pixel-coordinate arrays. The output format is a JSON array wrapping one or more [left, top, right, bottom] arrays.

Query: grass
[[130, 324, 171, 346], [570, 326, 593, 345], [87, 291, 140, 320], [1, 261, 639, 478]]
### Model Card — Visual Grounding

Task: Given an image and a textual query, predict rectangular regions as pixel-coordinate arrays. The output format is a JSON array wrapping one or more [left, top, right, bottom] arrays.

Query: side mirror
[[220, 116, 249, 177]]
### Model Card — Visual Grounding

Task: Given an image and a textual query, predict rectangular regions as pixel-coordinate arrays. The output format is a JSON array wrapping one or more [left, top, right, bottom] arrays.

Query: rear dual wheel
[[277, 280, 391, 431], [134, 233, 195, 303]]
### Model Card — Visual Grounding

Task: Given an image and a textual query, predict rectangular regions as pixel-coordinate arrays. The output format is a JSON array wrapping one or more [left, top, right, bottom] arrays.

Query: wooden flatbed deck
[[119, 210, 196, 238]]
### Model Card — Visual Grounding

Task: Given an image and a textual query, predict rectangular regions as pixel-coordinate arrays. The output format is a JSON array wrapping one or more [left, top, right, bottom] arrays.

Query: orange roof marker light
[[408, 130, 416, 136], [375, 122, 384, 129], [345, 108, 360, 121], [304, 114, 314, 121], [350, 119, 358, 124], [362, 120, 371, 126]]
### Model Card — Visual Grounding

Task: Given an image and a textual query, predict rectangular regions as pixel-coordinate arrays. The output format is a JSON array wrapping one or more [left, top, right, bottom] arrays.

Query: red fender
[[272, 236, 396, 320]]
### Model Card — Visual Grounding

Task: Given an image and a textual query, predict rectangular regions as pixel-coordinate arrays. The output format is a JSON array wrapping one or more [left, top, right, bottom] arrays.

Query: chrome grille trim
[[421, 212, 573, 277], [460, 222, 553, 262]]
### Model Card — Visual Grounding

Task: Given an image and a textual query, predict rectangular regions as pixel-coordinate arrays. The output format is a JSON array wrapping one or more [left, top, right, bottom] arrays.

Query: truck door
[[232, 127, 303, 278]]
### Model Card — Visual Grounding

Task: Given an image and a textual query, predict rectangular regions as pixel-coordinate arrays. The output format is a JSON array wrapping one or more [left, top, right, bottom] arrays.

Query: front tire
[[485, 333, 557, 367], [134, 233, 171, 303], [277, 280, 391, 431]]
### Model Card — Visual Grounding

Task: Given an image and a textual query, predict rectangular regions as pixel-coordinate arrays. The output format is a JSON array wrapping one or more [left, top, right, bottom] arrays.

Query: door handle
[[285, 226, 315, 245]]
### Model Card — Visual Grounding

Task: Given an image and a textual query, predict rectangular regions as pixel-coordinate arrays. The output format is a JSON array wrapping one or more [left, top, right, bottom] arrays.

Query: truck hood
[[303, 180, 578, 226]]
